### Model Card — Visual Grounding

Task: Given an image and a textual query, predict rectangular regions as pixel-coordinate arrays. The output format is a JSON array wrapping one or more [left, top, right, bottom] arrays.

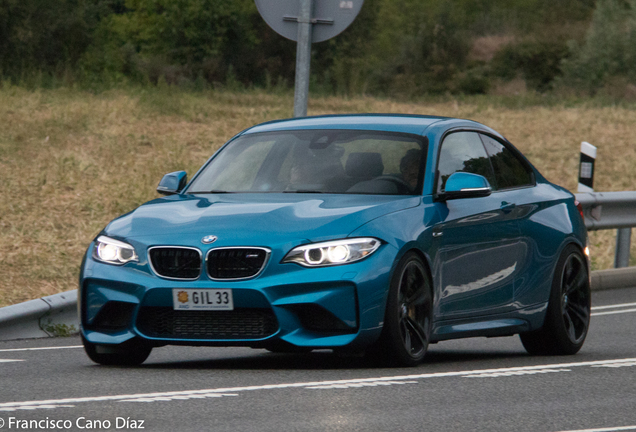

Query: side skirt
[[430, 302, 548, 342]]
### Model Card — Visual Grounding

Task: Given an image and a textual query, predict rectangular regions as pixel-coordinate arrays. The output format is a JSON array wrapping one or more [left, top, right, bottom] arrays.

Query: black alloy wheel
[[559, 252, 591, 344], [372, 252, 433, 367], [520, 245, 591, 355]]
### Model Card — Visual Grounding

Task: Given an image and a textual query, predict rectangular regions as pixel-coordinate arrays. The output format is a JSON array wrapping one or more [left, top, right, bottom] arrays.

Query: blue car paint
[[79, 114, 587, 352], [444, 172, 493, 192]]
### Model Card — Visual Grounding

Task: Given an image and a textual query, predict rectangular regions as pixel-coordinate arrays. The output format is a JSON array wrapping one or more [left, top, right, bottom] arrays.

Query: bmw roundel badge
[[201, 235, 218, 244]]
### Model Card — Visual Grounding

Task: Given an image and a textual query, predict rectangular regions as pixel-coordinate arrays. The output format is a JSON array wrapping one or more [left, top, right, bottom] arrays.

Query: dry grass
[[1, 86, 634, 306]]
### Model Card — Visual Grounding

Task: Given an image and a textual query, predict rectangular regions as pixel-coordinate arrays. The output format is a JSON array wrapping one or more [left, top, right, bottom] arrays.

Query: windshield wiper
[[283, 190, 325, 194], [188, 190, 232, 194]]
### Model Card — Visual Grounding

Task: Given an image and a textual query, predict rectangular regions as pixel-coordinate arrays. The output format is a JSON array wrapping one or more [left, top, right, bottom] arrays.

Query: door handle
[[500, 201, 516, 213]]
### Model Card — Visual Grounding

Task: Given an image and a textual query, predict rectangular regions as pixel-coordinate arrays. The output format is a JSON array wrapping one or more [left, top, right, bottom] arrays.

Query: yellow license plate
[[172, 289, 233, 311]]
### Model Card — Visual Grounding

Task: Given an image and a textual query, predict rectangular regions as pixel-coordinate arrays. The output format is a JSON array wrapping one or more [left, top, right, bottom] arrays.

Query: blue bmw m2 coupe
[[79, 114, 590, 366]]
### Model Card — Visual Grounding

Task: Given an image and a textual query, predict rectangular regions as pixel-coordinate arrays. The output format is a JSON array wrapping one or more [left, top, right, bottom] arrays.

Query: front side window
[[436, 131, 496, 193], [187, 130, 426, 195]]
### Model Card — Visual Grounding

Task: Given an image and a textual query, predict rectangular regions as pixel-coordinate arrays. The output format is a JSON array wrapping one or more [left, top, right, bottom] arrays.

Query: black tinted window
[[479, 134, 533, 189], [437, 132, 496, 193]]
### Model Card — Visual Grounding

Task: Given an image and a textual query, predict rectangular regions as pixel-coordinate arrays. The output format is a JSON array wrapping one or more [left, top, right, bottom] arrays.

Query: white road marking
[[592, 361, 636, 368], [590, 303, 636, 316], [307, 380, 417, 389], [592, 308, 636, 317], [1, 357, 636, 411], [0, 345, 82, 353], [122, 394, 238, 403], [592, 302, 636, 311], [591, 302, 636, 316], [0, 359, 23, 363], [3, 404, 76, 411], [464, 368, 570, 378], [556, 426, 636, 432]]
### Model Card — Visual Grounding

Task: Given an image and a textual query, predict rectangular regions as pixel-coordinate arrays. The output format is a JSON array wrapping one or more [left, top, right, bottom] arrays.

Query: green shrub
[[365, 1, 472, 96], [492, 40, 569, 92], [0, 0, 94, 82], [561, 0, 636, 93], [456, 66, 491, 94]]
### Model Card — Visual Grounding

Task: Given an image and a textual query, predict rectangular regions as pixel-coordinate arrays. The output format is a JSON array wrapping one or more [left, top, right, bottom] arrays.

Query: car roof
[[241, 114, 488, 136]]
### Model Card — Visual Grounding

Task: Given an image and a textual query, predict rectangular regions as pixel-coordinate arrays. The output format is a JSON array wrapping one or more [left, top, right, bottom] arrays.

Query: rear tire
[[520, 245, 591, 355], [370, 252, 433, 367], [82, 335, 152, 366]]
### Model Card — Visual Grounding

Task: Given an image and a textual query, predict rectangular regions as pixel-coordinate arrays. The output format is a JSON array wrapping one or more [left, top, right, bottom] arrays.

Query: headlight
[[283, 238, 381, 267], [93, 236, 138, 265]]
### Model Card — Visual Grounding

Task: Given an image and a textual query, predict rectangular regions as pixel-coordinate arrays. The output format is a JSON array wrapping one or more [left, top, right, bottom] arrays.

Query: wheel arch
[[530, 238, 590, 333], [551, 238, 590, 284], [389, 245, 435, 300]]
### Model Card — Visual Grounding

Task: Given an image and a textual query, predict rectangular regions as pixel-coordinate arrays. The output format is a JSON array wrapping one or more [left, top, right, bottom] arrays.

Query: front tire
[[372, 252, 433, 367], [82, 335, 152, 366], [520, 245, 591, 355]]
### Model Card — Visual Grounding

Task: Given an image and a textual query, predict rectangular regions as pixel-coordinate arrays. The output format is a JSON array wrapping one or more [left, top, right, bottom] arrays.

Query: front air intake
[[136, 307, 279, 339]]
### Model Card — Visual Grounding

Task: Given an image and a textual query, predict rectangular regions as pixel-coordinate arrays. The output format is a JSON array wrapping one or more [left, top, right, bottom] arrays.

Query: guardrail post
[[614, 228, 632, 268]]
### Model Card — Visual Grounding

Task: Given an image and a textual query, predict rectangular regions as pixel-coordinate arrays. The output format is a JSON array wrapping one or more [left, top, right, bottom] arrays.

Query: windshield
[[187, 130, 426, 195]]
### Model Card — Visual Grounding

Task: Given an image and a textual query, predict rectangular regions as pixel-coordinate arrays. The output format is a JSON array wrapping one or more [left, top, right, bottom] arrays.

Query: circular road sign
[[255, 0, 364, 43]]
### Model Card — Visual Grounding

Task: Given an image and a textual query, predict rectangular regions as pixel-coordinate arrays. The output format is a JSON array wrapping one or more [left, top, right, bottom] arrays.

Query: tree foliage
[[562, 0, 636, 92], [0, 0, 90, 79], [0, 0, 613, 95]]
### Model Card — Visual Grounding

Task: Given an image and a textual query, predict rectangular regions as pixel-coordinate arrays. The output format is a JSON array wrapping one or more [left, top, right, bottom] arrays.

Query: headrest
[[345, 152, 384, 178]]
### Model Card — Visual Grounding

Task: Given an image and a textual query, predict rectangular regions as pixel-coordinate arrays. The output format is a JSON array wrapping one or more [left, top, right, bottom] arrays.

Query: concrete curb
[[0, 266, 635, 341], [0, 290, 78, 341], [591, 267, 636, 291]]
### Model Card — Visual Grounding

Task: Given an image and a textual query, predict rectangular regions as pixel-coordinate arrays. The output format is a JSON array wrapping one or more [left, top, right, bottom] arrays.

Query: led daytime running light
[[283, 238, 381, 267], [94, 236, 138, 265], [304, 248, 326, 265]]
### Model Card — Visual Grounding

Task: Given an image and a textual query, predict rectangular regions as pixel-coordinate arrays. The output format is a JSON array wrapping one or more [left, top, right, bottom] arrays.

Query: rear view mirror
[[441, 172, 492, 201], [157, 171, 187, 195]]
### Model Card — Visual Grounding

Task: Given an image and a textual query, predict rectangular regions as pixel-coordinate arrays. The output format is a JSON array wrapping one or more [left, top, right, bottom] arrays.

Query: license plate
[[172, 289, 233, 311]]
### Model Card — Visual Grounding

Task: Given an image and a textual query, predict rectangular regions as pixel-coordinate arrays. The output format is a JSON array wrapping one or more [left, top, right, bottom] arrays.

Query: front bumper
[[79, 243, 397, 350]]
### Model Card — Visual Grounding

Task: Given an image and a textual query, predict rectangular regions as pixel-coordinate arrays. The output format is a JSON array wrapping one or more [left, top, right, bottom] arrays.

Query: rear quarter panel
[[513, 182, 587, 309]]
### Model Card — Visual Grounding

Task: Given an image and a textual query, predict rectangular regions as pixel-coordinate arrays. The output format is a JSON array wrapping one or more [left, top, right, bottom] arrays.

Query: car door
[[433, 131, 524, 319], [477, 133, 551, 309]]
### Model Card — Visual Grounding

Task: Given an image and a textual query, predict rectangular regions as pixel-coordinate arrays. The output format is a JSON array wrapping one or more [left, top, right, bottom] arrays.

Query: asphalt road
[[2, 288, 636, 432]]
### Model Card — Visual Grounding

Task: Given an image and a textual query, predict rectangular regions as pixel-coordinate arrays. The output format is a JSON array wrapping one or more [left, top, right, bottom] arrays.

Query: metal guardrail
[[575, 192, 635, 268], [576, 192, 636, 230], [0, 290, 78, 340]]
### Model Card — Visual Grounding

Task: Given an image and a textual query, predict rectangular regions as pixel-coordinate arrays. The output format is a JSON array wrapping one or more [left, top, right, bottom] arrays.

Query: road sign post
[[293, 0, 313, 118], [255, 0, 364, 118]]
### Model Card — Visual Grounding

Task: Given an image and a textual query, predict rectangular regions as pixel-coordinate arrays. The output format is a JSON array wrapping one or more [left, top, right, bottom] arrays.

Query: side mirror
[[157, 171, 187, 195], [440, 172, 492, 201]]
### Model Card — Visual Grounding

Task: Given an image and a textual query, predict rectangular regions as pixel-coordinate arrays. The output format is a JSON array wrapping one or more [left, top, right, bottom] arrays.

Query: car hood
[[104, 193, 420, 247]]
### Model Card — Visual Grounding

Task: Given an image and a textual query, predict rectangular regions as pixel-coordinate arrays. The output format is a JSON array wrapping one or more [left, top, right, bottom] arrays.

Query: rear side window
[[436, 131, 496, 193], [479, 134, 533, 189]]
